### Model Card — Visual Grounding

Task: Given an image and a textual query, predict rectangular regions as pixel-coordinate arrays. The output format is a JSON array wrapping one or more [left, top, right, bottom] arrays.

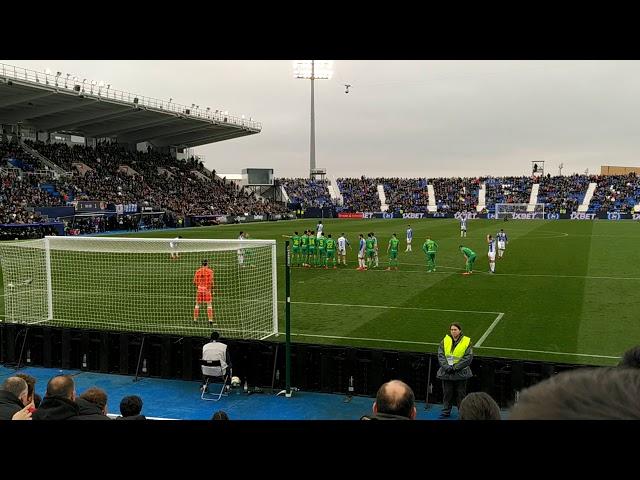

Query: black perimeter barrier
[[0, 323, 588, 409]]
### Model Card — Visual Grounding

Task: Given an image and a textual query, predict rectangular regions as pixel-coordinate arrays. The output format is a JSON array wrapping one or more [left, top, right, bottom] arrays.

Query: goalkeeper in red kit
[[193, 259, 215, 324]]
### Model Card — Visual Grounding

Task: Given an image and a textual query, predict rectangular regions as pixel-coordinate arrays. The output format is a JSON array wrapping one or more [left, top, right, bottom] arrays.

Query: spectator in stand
[[117, 395, 146, 420], [0, 376, 31, 420], [32, 374, 80, 420], [360, 380, 417, 420], [211, 410, 230, 420], [72, 387, 111, 420], [459, 392, 501, 420], [15, 373, 39, 409], [509, 367, 640, 420]]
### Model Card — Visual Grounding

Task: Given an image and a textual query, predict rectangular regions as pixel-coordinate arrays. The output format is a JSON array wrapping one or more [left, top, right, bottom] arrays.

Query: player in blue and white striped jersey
[[496, 229, 508, 258], [357, 234, 367, 270], [405, 225, 413, 252], [460, 213, 468, 238], [487, 234, 496, 273]]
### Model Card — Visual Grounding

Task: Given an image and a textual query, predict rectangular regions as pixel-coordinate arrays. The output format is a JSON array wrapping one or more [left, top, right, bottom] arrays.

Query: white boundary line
[[475, 345, 621, 360], [475, 313, 504, 347]]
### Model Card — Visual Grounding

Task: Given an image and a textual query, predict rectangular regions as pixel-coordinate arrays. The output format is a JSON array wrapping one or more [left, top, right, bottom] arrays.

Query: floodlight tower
[[293, 60, 333, 179]]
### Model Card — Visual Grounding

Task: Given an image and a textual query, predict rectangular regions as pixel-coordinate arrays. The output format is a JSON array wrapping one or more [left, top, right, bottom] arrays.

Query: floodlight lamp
[[293, 60, 333, 79]]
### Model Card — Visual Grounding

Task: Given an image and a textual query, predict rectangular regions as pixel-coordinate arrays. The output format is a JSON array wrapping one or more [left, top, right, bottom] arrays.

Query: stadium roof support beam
[[82, 115, 180, 138], [0, 98, 96, 124], [120, 123, 213, 144], [0, 90, 55, 108], [35, 107, 140, 132]]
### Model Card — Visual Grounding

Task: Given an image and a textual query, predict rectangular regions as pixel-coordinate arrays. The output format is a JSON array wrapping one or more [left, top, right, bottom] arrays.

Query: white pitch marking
[[475, 313, 504, 347]]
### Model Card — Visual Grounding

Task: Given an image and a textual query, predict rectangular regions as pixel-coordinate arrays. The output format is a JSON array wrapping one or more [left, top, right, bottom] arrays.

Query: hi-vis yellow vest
[[443, 335, 471, 365]]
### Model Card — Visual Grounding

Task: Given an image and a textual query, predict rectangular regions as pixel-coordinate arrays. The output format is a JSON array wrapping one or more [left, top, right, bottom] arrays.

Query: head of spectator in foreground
[[509, 367, 640, 420], [618, 345, 640, 369], [459, 392, 501, 420], [202, 259, 208, 267], [210, 331, 220, 342], [46, 375, 75, 401], [2, 376, 29, 406], [211, 410, 229, 420], [372, 380, 417, 419], [80, 387, 108, 415], [15, 373, 36, 405], [120, 395, 143, 417]]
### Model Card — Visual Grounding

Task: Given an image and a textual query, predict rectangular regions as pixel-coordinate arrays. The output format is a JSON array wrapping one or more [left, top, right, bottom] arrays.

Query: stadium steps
[[476, 183, 486, 212], [427, 183, 437, 212], [280, 184, 290, 203], [577, 182, 597, 212], [18, 139, 68, 176], [527, 183, 540, 212], [328, 178, 343, 206], [377, 184, 389, 212]]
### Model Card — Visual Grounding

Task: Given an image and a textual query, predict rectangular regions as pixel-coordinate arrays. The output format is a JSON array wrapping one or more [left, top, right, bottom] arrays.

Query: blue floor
[[0, 365, 465, 420]]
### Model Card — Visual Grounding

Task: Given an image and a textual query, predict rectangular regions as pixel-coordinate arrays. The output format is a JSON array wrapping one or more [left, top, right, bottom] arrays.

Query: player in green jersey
[[386, 233, 400, 271], [282, 231, 301, 266], [307, 231, 317, 268], [365, 233, 376, 269], [316, 233, 326, 267], [371, 232, 380, 268], [460, 245, 476, 275], [325, 234, 337, 269], [300, 230, 309, 267], [422, 236, 439, 272]]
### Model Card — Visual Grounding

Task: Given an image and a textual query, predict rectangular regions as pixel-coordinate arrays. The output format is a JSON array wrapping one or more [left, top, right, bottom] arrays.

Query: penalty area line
[[278, 300, 502, 315], [475, 313, 504, 347]]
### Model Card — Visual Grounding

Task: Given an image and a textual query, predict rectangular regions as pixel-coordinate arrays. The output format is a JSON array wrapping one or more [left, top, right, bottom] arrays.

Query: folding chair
[[200, 359, 230, 401]]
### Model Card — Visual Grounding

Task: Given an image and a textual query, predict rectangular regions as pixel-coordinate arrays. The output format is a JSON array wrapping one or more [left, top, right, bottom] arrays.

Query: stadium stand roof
[[0, 63, 261, 148]]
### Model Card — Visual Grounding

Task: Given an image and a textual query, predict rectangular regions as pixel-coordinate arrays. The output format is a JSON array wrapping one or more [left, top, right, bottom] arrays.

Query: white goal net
[[0, 237, 277, 340], [495, 203, 546, 219]]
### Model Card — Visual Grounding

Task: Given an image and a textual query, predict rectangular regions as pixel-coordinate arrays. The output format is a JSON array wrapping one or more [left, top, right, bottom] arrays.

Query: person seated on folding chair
[[201, 331, 231, 399]]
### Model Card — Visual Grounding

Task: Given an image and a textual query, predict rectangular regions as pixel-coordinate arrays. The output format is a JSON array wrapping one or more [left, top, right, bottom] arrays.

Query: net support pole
[[272, 241, 278, 335], [285, 240, 292, 397], [44, 237, 53, 321]]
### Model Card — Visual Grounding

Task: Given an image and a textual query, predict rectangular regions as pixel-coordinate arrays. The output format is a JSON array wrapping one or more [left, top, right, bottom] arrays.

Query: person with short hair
[[201, 331, 231, 393], [193, 259, 215, 324], [459, 392, 501, 420], [14, 373, 37, 408], [73, 387, 111, 420], [509, 367, 640, 420], [0, 376, 30, 420], [117, 395, 146, 420], [361, 380, 416, 420], [32, 375, 80, 420], [437, 323, 473, 418]]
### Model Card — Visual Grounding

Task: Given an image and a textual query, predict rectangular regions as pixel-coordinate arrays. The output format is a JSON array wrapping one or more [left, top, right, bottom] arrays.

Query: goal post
[[495, 203, 546, 219], [0, 236, 278, 340]]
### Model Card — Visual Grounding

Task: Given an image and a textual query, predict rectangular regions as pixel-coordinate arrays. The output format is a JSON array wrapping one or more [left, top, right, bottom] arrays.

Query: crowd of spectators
[[432, 177, 480, 213], [336, 177, 381, 212], [382, 177, 430, 213], [280, 178, 331, 208], [483, 176, 534, 210], [591, 173, 640, 213], [537, 174, 594, 213]]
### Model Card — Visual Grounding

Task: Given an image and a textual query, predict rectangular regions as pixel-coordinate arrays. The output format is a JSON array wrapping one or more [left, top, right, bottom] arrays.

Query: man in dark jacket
[[32, 375, 80, 420], [116, 395, 146, 420], [437, 322, 473, 418], [361, 380, 416, 420], [72, 387, 111, 420], [0, 377, 30, 420]]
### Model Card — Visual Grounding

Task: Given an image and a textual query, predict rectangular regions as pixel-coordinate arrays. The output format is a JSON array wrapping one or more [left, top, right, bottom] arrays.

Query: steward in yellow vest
[[436, 322, 474, 418]]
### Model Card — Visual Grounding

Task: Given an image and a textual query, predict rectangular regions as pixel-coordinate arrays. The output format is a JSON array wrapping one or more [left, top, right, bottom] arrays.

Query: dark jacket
[[0, 390, 24, 420], [437, 334, 473, 381], [32, 396, 80, 420], [69, 398, 111, 420]]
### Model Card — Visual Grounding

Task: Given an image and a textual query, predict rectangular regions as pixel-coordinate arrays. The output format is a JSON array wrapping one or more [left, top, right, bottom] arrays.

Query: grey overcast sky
[[7, 60, 640, 178]]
